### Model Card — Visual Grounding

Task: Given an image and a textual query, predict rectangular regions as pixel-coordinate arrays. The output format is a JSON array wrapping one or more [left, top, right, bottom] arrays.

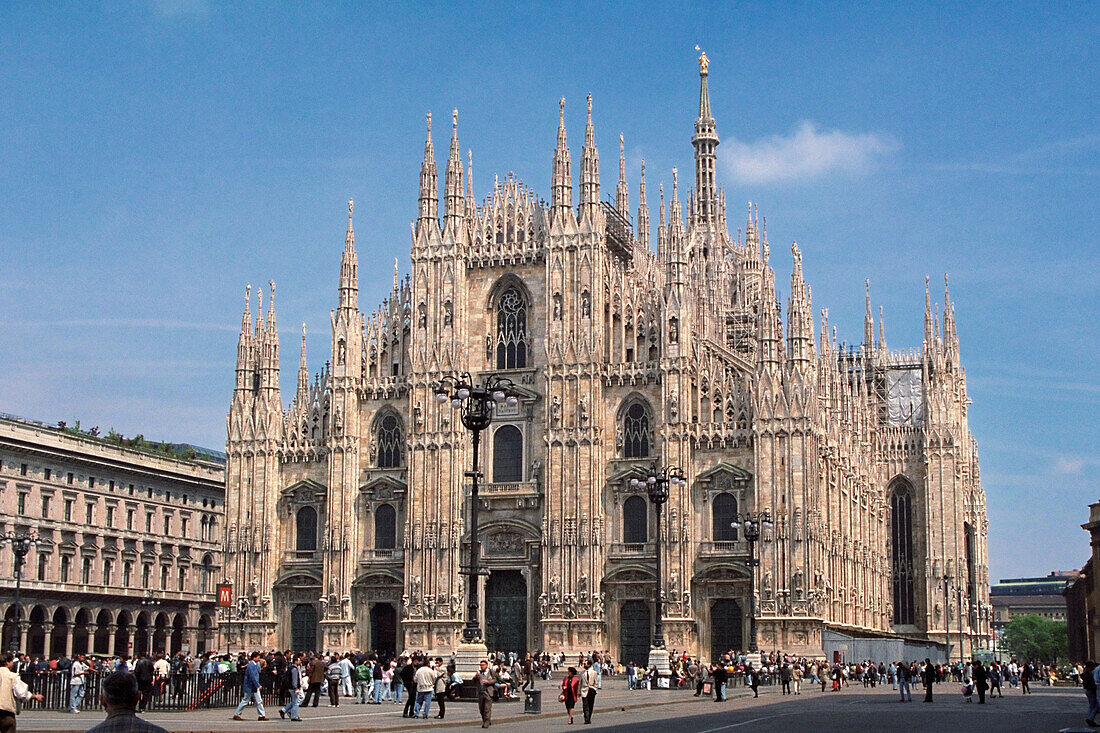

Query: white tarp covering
[[887, 368, 923, 426]]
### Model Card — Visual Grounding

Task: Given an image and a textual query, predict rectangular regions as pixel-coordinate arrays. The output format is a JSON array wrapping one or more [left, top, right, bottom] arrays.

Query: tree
[[1002, 614, 1068, 664]]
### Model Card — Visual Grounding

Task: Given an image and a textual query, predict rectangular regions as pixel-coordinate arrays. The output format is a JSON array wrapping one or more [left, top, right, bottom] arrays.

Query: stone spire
[[878, 306, 887, 353], [261, 280, 280, 400], [234, 284, 253, 397], [339, 200, 358, 312], [787, 242, 815, 368], [465, 149, 476, 218], [943, 273, 958, 358], [692, 49, 719, 223], [443, 109, 465, 238], [636, 160, 650, 250], [417, 113, 439, 234], [551, 97, 574, 225], [296, 322, 309, 406], [864, 279, 874, 350], [616, 133, 629, 214], [923, 275, 934, 347], [579, 94, 600, 223], [657, 182, 667, 261], [669, 168, 683, 230]]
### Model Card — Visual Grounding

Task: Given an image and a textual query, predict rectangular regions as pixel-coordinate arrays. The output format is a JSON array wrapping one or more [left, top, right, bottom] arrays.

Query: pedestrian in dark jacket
[[133, 654, 155, 713], [972, 659, 989, 704], [302, 656, 326, 707], [712, 664, 728, 701], [400, 659, 418, 718], [922, 659, 936, 702]]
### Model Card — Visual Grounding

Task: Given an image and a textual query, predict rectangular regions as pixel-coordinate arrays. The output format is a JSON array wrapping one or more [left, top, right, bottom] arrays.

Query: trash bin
[[523, 689, 542, 714]]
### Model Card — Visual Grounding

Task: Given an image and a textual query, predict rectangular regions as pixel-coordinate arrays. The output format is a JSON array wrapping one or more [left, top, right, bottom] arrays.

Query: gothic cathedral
[[223, 58, 989, 661]]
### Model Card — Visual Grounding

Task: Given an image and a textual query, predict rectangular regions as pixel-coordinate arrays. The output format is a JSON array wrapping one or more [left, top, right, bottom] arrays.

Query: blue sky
[[1, 2, 1097, 582]]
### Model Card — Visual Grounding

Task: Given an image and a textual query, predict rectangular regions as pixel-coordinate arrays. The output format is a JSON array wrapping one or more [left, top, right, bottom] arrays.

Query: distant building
[[0, 414, 225, 659], [1066, 502, 1100, 663], [990, 571, 1077, 626]]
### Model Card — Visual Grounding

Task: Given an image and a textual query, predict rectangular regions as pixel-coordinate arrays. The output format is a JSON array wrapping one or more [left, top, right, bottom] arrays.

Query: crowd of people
[[0, 643, 1074, 731]]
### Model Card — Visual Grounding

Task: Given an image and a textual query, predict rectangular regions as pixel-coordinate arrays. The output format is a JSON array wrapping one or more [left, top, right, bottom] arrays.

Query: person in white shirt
[[69, 654, 89, 714], [153, 654, 170, 678], [1, 652, 44, 730]]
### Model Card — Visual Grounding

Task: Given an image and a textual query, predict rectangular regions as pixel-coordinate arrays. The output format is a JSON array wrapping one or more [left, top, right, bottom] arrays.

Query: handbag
[[558, 692, 566, 702]]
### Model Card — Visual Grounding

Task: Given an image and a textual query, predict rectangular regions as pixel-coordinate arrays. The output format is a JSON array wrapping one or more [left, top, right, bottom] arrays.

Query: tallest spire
[[551, 97, 574, 226], [692, 48, 719, 224], [416, 112, 439, 235]]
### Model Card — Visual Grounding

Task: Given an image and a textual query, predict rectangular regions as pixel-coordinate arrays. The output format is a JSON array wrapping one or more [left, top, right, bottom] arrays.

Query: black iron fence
[[20, 669, 293, 712]]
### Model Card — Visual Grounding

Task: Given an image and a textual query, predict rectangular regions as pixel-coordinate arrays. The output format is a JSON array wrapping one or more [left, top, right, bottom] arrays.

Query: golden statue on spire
[[695, 45, 709, 74]]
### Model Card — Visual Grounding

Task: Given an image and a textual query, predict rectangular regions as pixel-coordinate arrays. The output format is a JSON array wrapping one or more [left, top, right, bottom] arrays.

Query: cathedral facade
[[222, 58, 989, 662]]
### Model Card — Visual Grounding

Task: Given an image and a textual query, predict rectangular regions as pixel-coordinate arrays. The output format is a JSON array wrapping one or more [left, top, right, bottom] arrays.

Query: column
[[86, 625, 98, 656], [64, 623, 74, 657], [42, 623, 54, 655], [18, 621, 29, 653], [107, 624, 118, 656]]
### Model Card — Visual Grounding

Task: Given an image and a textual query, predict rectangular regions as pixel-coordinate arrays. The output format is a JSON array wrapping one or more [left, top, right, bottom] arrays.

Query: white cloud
[[721, 121, 899, 184], [1053, 456, 1087, 475]]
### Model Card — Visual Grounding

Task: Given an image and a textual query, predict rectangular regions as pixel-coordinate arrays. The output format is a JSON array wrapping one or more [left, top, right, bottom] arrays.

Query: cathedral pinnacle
[[339, 200, 359, 312], [417, 112, 439, 234], [864, 279, 874, 349], [551, 97, 574, 225], [692, 49, 719, 222], [443, 108, 465, 237], [636, 159, 650, 250], [579, 93, 600, 222], [616, 133, 629, 214]]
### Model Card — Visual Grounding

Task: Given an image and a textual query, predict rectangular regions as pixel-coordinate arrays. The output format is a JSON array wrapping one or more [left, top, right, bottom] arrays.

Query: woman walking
[[560, 666, 580, 724]]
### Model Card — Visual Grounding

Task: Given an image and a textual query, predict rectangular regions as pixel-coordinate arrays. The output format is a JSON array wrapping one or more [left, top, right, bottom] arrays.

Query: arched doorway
[[485, 570, 526, 656], [619, 600, 650, 668], [27, 606, 47, 656], [134, 612, 149, 656], [171, 614, 185, 655], [369, 604, 397, 657], [99, 610, 118, 656], [50, 608, 68, 656], [152, 613, 169, 654], [72, 609, 92, 656], [197, 615, 212, 654], [291, 604, 318, 653], [710, 599, 743, 661]]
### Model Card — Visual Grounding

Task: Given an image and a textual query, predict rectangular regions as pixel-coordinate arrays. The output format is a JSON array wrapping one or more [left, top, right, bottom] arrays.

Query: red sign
[[217, 584, 233, 607]]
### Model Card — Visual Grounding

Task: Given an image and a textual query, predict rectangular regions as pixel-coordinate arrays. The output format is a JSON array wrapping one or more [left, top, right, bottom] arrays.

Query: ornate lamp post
[[141, 590, 163, 607], [629, 465, 686, 678], [943, 568, 964, 667], [434, 374, 519, 670], [730, 512, 771, 654], [2, 531, 38, 653]]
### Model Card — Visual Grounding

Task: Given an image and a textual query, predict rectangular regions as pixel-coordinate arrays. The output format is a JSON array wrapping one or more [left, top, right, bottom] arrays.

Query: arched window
[[623, 403, 650, 458], [374, 504, 396, 550], [200, 554, 213, 594], [623, 495, 648, 544], [712, 492, 738, 541], [296, 506, 318, 552], [496, 286, 528, 369], [492, 425, 523, 483], [376, 414, 403, 468], [890, 480, 916, 626]]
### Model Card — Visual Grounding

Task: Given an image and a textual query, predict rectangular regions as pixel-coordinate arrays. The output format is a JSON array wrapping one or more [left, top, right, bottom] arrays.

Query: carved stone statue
[[413, 402, 423, 430], [565, 595, 577, 618], [762, 570, 773, 599], [401, 594, 410, 619], [593, 594, 604, 618], [577, 573, 589, 602], [577, 397, 588, 425], [550, 396, 561, 426], [411, 575, 422, 601], [538, 593, 548, 618], [549, 574, 561, 604]]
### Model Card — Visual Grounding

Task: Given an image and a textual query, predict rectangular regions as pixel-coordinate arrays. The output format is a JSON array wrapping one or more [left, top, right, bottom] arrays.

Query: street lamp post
[[630, 466, 686, 679], [2, 531, 38, 653], [731, 512, 772, 654], [434, 374, 519, 676], [943, 569, 965, 668]]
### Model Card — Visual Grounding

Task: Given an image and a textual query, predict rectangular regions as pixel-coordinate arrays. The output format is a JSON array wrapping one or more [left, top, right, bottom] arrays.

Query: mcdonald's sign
[[217, 584, 233, 607]]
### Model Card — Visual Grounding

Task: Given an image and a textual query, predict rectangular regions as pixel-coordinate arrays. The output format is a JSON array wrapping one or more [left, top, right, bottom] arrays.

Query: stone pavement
[[18, 680, 1087, 732]]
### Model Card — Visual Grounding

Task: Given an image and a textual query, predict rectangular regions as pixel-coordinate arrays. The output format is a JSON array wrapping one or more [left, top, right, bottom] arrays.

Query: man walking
[[400, 657, 418, 718], [68, 653, 88, 714], [279, 653, 303, 721], [580, 658, 598, 724], [231, 651, 267, 721], [897, 661, 912, 702], [474, 659, 497, 728], [302, 655, 325, 708]]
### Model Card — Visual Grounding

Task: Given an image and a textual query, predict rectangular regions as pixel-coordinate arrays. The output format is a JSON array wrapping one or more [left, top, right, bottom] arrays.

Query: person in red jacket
[[560, 667, 580, 724]]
